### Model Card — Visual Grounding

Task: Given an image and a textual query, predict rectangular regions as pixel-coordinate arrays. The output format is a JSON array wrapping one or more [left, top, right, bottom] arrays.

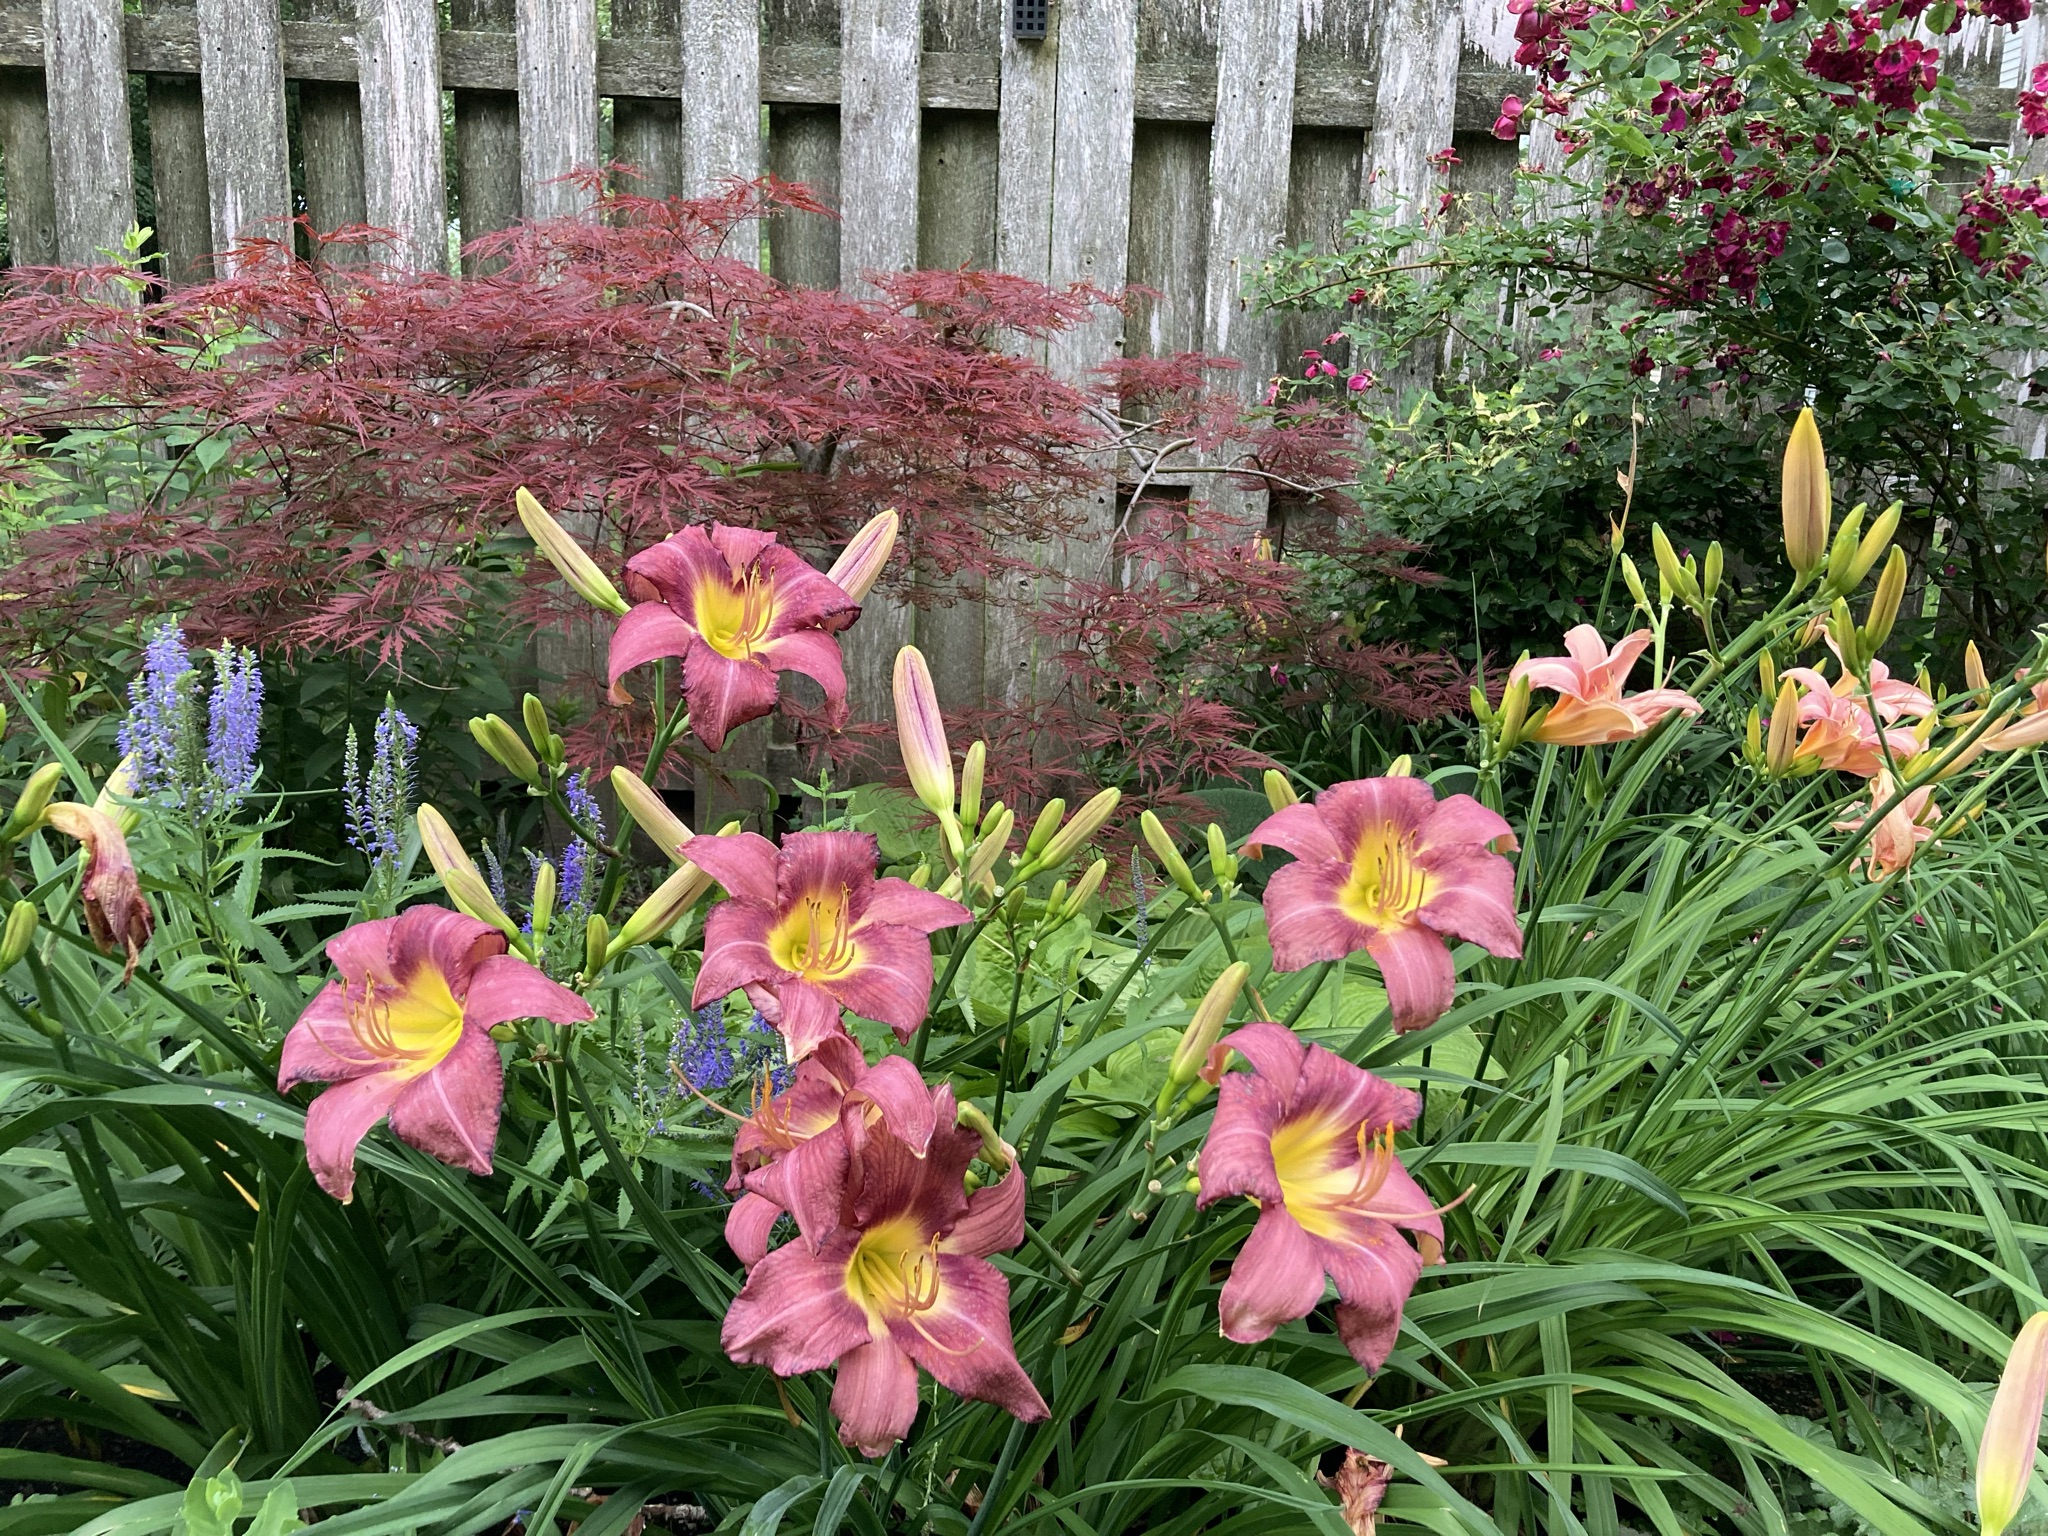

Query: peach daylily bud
[[1263, 769, 1298, 812], [1038, 787, 1119, 870], [1141, 810, 1202, 900], [826, 509, 900, 603], [416, 805, 520, 941], [1824, 502, 1867, 595], [515, 487, 629, 617], [1062, 857, 1107, 918], [1766, 678, 1802, 775], [1781, 407, 1831, 577], [1966, 642, 1990, 696], [1861, 546, 1908, 657], [611, 767, 694, 864], [1979, 1311, 2048, 1536], [1758, 651, 1777, 699], [1844, 501, 1902, 593], [893, 646, 955, 821], [959, 740, 986, 827], [1385, 754, 1414, 777]]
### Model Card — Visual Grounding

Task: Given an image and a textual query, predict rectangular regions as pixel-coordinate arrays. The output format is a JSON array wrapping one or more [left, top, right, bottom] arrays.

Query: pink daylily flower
[[1981, 680, 2048, 751], [722, 1033, 936, 1266], [1833, 770, 1940, 881], [607, 523, 859, 752], [720, 1081, 1049, 1457], [687, 830, 972, 1059], [1508, 625, 1703, 746], [1197, 1023, 1444, 1372], [1248, 777, 1523, 1032], [1783, 674, 1924, 778], [279, 906, 593, 1202]]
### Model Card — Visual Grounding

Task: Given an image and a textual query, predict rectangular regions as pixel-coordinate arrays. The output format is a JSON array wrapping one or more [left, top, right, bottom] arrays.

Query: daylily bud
[[92, 755, 143, 835], [1063, 858, 1107, 918], [1966, 641, 1989, 695], [955, 1101, 1011, 1168], [966, 807, 1013, 890], [1469, 684, 1495, 723], [1703, 541, 1724, 604], [1844, 501, 1902, 592], [959, 740, 986, 827], [529, 859, 557, 946], [1621, 554, 1650, 611], [826, 509, 900, 603], [612, 859, 717, 953], [0, 900, 37, 971], [1766, 678, 1801, 775], [0, 703, 8, 739], [1165, 962, 1250, 1102], [523, 694, 565, 770], [909, 861, 932, 888], [611, 767, 693, 863], [1038, 787, 1119, 869], [1827, 597, 1864, 677], [1861, 545, 1907, 657], [1041, 878, 1069, 921], [1141, 811, 1201, 900], [416, 805, 520, 940], [1385, 754, 1414, 777], [893, 646, 955, 820], [1781, 407, 1831, 577], [1979, 1311, 2048, 1536], [1758, 651, 1777, 699], [2, 763, 66, 844], [1652, 525, 1701, 610], [977, 801, 1005, 840], [584, 913, 609, 978], [1206, 823, 1237, 885], [1744, 704, 1763, 762], [1824, 503, 1867, 594], [515, 486, 629, 616], [1494, 675, 1534, 754], [1025, 798, 1067, 860], [470, 715, 540, 784], [1262, 770, 1297, 812]]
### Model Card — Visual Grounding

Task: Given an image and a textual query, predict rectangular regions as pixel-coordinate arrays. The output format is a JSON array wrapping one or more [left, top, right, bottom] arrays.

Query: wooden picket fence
[[0, 0, 2035, 813]]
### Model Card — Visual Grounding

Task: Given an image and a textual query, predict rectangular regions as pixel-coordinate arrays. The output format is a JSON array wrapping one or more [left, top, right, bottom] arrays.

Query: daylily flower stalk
[[688, 830, 972, 1057], [1979, 1311, 2048, 1536], [1507, 625, 1703, 746], [720, 1077, 1049, 1456], [607, 523, 860, 751], [279, 906, 592, 1202], [1248, 777, 1523, 1032], [1197, 1023, 1445, 1370]]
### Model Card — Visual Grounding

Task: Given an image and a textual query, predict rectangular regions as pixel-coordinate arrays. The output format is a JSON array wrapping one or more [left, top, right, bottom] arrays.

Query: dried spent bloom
[[41, 803, 154, 983], [280, 906, 593, 1201], [1508, 625, 1703, 746], [1197, 1023, 1444, 1371], [1833, 770, 1940, 880], [686, 829, 972, 1058], [607, 524, 860, 751], [1248, 777, 1522, 1031]]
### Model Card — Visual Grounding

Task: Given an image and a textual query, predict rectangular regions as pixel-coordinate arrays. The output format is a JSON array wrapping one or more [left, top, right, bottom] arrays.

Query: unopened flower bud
[[1262, 770, 1297, 812], [1844, 501, 1902, 592], [1766, 678, 1801, 775], [1966, 641, 1989, 695], [0, 900, 37, 971], [1206, 823, 1236, 885], [893, 646, 955, 821], [470, 715, 540, 784], [1860, 545, 1907, 657], [611, 766, 693, 864], [1744, 704, 1763, 762], [529, 859, 557, 945], [523, 695, 565, 770], [612, 859, 717, 953], [1824, 503, 1867, 594], [826, 509, 899, 603], [92, 755, 142, 835], [1038, 787, 1119, 869], [515, 487, 629, 616], [1781, 406, 1831, 578], [584, 913, 609, 979], [1385, 754, 1414, 777], [958, 743, 987, 830], [967, 807, 1013, 890], [1025, 798, 1066, 860], [1042, 878, 1069, 921], [1494, 675, 1534, 753], [1063, 858, 1107, 918], [1469, 684, 1495, 723], [3, 762, 66, 843], [1141, 811, 1201, 900], [417, 805, 520, 940], [1162, 961, 1251, 1111], [1621, 554, 1650, 610], [1979, 1311, 2048, 1536], [1758, 650, 1777, 699], [909, 861, 932, 889], [1652, 524, 1701, 610], [955, 1101, 1012, 1168], [1827, 596, 1864, 676], [1703, 541, 1724, 603]]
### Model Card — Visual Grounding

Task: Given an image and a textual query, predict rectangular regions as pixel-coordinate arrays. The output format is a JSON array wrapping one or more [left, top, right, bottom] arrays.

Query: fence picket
[[195, 0, 293, 257], [0, 66, 55, 265], [450, 0, 521, 271], [41, 0, 132, 270], [765, 0, 840, 287], [679, 0, 762, 199], [839, 0, 920, 295], [298, 0, 366, 257], [360, 0, 449, 270], [139, 0, 210, 284], [613, 0, 682, 198], [515, 0, 598, 219]]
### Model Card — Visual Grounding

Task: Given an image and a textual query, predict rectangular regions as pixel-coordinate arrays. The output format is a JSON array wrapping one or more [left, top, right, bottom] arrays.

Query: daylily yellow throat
[[1338, 826, 1436, 928], [343, 971, 464, 1075], [695, 567, 779, 659], [845, 1216, 942, 1324], [1269, 1117, 1404, 1240], [768, 889, 862, 980]]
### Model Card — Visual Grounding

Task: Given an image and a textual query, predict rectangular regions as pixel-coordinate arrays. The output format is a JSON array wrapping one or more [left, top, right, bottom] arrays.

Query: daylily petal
[[1416, 793, 1517, 856], [776, 977, 857, 1059], [387, 1024, 504, 1177], [709, 522, 780, 573], [624, 522, 732, 610], [759, 629, 849, 716], [831, 919, 939, 1041], [682, 831, 784, 905], [1218, 1204, 1329, 1343], [746, 1123, 853, 1251], [778, 830, 882, 908], [325, 914, 404, 986], [893, 1254, 1048, 1427], [753, 540, 860, 637], [1290, 1041, 1421, 1137], [606, 602, 703, 691], [848, 1054, 940, 1155], [302, 1070, 408, 1203], [833, 1339, 922, 1458], [278, 983, 388, 1087], [722, 1232, 873, 1376], [389, 904, 504, 996], [1245, 801, 1348, 864], [726, 1191, 784, 1267], [1508, 654, 1592, 698], [1415, 848, 1524, 958], [1363, 923, 1457, 1031], [1327, 1230, 1425, 1372], [1531, 696, 1642, 746], [849, 1117, 976, 1239], [1212, 1021, 1309, 1094], [695, 900, 779, 1005], [1263, 859, 1374, 971], [1620, 687, 1704, 728], [683, 644, 780, 753], [1561, 623, 1619, 675], [1315, 778, 1437, 853], [462, 952, 594, 1030], [942, 1157, 1026, 1258], [1195, 1068, 1290, 1207], [1589, 626, 1653, 690], [41, 804, 152, 980], [861, 879, 973, 935]]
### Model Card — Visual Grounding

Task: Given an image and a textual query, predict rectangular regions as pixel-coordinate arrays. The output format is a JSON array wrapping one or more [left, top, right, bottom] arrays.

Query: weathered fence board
[[195, 0, 292, 255], [43, 0, 131, 269], [142, 0, 209, 284], [515, 0, 597, 220], [0, 66, 54, 264], [450, 0, 521, 273], [297, 0, 365, 258], [359, 0, 449, 270], [613, 0, 682, 200]]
